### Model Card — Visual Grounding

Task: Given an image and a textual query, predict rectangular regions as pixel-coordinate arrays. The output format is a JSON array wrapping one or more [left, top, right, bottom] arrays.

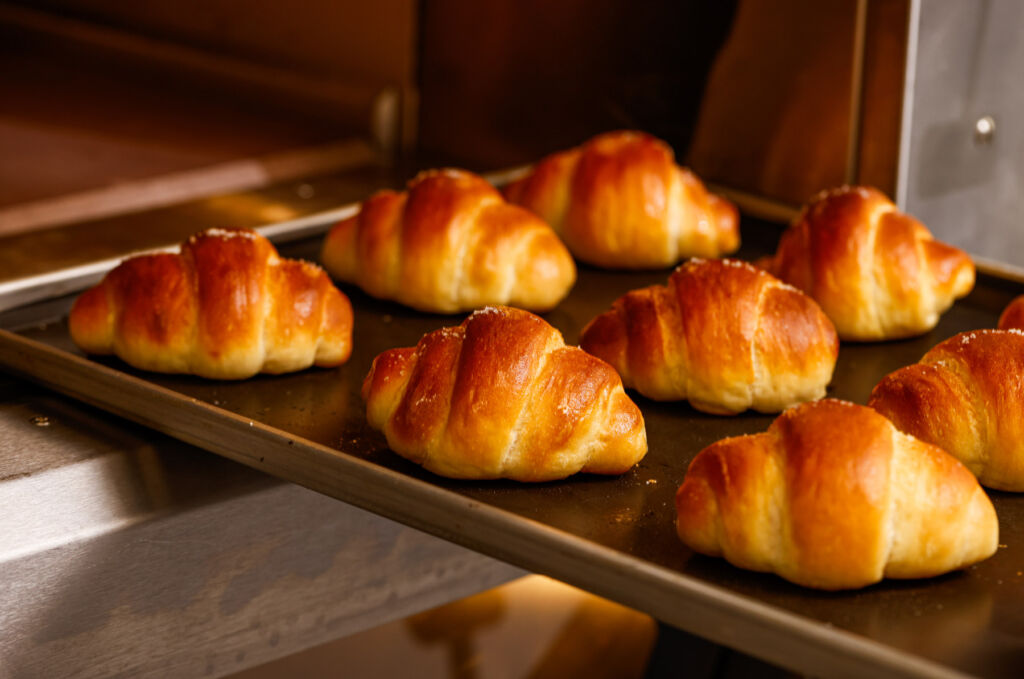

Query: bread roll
[[579, 258, 838, 414], [676, 399, 998, 590], [70, 228, 353, 379], [760, 186, 974, 340], [869, 329, 1024, 491], [321, 168, 575, 313], [504, 130, 739, 268], [998, 295, 1024, 330], [363, 306, 647, 481]]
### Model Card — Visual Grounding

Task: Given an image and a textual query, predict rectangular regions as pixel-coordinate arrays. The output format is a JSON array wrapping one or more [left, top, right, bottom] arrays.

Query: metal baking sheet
[[2, 221, 1023, 679]]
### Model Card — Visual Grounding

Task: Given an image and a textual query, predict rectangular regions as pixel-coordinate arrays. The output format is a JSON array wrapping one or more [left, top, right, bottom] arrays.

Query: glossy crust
[[676, 399, 998, 590], [869, 329, 1024, 491], [69, 228, 353, 379], [504, 130, 739, 269], [998, 295, 1024, 330], [579, 258, 838, 414], [362, 306, 647, 481], [760, 186, 975, 341], [320, 169, 576, 313]]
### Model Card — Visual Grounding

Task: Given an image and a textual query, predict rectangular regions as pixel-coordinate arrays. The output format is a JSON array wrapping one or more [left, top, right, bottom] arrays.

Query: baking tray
[[2, 216, 1023, 679]]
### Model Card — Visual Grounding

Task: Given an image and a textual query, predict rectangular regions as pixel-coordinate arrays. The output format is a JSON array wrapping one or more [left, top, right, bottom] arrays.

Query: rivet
[[974, 116, 996, 144]]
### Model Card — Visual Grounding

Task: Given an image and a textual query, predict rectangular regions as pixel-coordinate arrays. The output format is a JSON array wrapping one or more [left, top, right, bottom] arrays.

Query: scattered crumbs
[[645, 478, 658, 486], [248, 421, 254, 427], [194, 227, 259, 242], [822, 398, 856, 408], [609, 509, 634, 525], [414, 393, 437, 408], [958, 329, 1005, 346], [774, 280, 801, 293], [469, 305, 502, 319], [720, 258, 756, 272], [557, 400, 577, 418], [413, 167, 465, 183]]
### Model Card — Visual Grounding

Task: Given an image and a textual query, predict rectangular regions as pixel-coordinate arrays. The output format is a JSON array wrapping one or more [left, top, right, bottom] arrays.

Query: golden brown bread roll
[[869, 329, 1024, 491], [676, 399, 998, 590], [579, 258, 838, 414], [759, 186, 975, 341], [69, 228, 353, 379], [998, 295, 1024, 330], [503, 130, 739, 269], [363, 306, 647, 481], [321, 168, 575, 313]]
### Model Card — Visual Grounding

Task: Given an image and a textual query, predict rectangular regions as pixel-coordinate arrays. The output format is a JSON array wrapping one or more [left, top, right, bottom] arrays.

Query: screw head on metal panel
[[29, 415, 50, 427], [974, 116, 996, 144]]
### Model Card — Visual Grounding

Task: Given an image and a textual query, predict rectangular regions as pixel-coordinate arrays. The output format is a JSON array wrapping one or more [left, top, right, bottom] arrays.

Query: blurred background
[[1, 0, 1020, 267]]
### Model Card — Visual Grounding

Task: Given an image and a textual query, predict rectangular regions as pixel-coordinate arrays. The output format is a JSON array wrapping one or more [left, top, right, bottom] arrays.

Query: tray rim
[[0, 327, 975, 679]]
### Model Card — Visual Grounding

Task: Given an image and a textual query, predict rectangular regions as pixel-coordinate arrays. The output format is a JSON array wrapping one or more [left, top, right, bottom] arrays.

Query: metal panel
[[0, 378, 522, 678], [902, 0, 1024, 270]]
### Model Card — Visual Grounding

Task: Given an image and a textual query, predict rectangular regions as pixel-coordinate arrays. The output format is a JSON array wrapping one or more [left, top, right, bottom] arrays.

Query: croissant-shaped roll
[[676, 399, 998, 590], [363, 306, 647, 481], [869, 329, 1024, 491], [321, 169, 575, 313], [503, 130, 740, 269], [759, 186, 974, 341], [69, 228, 353, 379], [579, 258, 838, 415], [998, 295, 1024, 330]]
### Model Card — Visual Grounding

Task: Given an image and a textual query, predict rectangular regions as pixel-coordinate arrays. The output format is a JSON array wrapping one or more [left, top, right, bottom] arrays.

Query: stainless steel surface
[[896, 0, 922, 209], [0, 161, 398, 285], [0, 375, 522, 678], [901, 0, 1024, 270], [0, 163, 525, 314], [3, 225, 1023, 679], [0, 201, 358, 313]]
